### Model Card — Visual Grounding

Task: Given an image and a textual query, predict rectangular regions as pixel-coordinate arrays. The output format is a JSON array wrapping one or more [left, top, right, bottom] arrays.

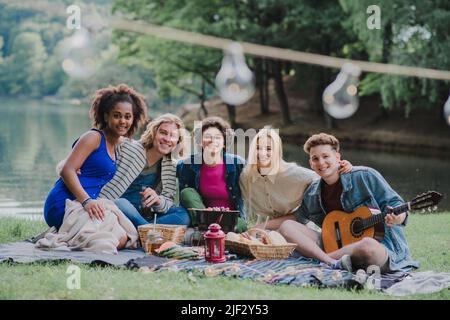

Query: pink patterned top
[[199, 163, 233, 209]]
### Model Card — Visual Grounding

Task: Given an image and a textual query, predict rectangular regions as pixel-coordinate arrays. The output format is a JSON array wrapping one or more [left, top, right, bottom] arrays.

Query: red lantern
[[204, 223, 226, 263]]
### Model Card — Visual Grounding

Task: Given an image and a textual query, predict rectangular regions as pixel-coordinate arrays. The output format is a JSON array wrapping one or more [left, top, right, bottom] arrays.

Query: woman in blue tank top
[[44, 84, 148, 230]]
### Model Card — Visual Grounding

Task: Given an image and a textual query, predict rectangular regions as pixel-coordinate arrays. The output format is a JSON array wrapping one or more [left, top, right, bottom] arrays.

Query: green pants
[[180, 187, 247, 233]]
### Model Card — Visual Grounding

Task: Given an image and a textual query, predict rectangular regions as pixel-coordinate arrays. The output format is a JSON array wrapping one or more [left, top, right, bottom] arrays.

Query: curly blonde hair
[[140, 113, 187, 159], [89, 83, 148, 138]]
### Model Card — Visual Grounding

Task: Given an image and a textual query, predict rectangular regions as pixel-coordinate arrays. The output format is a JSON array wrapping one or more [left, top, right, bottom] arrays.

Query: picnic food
[[225, 228, 297, 259], [156, 241, 177, 253], [268, 231, 288, 245], [225, 232, 240, 242], [247, 228, 272, 245], [155, 241, 200, 260], [225, 228, 288, 246], [205, 207, 230, 211]]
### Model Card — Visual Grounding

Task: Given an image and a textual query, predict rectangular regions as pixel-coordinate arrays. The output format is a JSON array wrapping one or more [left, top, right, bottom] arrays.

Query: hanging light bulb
[[443, 91, 450, 126], [60, 28, 99, 79], [215, 42, 255, 105], [323, 63, 362, 119]]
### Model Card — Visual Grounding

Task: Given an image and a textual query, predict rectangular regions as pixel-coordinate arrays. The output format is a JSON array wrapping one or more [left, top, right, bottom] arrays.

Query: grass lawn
[[0, 213, 449, 300]]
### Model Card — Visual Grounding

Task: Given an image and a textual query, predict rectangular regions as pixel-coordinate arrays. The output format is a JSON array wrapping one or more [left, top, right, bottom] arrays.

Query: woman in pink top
[[177, 117, 247, 232]]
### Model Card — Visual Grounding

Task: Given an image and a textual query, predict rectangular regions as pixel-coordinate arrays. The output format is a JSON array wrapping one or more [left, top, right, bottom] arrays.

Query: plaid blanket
[[144, 256, 356, 288], [127, 250, 410, 290]]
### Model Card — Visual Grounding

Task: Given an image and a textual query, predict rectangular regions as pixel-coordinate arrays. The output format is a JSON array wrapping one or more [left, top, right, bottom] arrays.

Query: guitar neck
[[362, 203, 410, 230]]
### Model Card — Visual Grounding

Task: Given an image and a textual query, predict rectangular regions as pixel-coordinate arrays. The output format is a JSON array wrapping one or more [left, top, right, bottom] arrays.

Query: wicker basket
[[225, 240, 297, 260], [138, 224, 187, 253]]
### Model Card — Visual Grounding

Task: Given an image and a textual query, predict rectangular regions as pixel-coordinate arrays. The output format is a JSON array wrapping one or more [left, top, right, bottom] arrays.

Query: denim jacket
[[295, 166, 418, 271], [177, 153, 246, 219]]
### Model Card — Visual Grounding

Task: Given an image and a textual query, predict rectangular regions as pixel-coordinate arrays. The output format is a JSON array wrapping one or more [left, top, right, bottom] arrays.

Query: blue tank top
[[75, 129, 117, 191], [44, 129, 116, 228]]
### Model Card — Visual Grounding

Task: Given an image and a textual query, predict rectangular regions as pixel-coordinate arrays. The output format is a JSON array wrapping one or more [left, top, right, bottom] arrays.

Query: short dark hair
[[201, 116, 230, 137], [194, 116, 233, 149], [89, 83, 148, 138], [303, 133, 340, 154]]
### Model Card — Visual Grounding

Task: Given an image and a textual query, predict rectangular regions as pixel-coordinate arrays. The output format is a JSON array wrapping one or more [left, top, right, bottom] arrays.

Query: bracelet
[[81, 197, 93, 208]]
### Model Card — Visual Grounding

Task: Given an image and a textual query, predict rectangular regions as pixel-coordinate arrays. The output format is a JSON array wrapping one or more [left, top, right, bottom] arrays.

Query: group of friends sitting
[[43, 83, 417, 274]]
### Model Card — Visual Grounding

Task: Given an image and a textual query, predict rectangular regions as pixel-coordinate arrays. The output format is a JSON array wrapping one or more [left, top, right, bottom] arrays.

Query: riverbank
[[179, 77, 450, 158]]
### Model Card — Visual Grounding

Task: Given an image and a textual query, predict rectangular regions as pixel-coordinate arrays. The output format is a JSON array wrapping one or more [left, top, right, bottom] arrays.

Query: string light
[[60, 28, 99, 79], [443, 91, 450, 126], [215, 42, 255, 105], [323, 63, 362, 119], [3, 0, 450, 119], [3, 1, 450, 80]]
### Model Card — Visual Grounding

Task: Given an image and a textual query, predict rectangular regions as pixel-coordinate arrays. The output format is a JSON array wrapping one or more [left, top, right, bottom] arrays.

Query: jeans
[[114, 198, 190, 227]]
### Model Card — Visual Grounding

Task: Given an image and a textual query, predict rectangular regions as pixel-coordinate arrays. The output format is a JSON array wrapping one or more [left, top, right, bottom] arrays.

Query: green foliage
[[1, 32, 48, 96], [112, 0, 223, 101], [112, 0, 354, 112], [1, 0, 449, 116], [0, 0, 161, 106], [340, 0, 450, 114]]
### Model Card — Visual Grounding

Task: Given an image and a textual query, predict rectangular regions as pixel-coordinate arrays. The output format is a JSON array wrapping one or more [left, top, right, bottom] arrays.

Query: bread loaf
[[226, 232, 240, 242], [268, 231, 288, 245]]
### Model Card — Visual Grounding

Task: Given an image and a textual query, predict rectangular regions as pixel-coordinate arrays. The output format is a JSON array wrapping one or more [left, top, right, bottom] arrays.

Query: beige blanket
[[36, 199, 138, 254]]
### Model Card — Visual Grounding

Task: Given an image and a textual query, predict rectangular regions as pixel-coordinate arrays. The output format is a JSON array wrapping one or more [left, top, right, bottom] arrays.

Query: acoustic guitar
[[321, 191, 443, 253]]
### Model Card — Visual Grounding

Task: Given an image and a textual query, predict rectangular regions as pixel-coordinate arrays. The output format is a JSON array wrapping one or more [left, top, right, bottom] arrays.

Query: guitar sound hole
[[351, 218, 364, 238]]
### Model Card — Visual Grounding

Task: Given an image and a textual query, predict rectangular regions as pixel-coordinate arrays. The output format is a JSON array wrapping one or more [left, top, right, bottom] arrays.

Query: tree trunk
[[380, 21, 393, 119], [197, 80, 208, 119], [261, 59, 270, 115], [197, 100, 208, 119], [255, 58, 269, 115], [226, 103, 237, 128], [313, 67, 325, 114], [311, 63, 337, 128], [272, 60, 291, 125]]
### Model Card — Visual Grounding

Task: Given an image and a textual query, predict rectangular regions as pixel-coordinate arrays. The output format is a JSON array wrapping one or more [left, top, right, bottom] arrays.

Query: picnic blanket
[[127, 250, 418, 290], [383, 271, 450, 296], [4, 235, 448, 295], [129, 254, 358, 288], [0, 241, 147, 267]]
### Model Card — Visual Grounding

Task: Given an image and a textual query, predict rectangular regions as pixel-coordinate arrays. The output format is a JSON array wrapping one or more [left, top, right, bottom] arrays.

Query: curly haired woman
[[44, 84, 148, 232]]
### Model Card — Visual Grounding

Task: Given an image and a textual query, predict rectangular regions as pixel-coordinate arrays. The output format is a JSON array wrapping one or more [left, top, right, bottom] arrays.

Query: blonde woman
[[99, 113, 190, 227], [240, 128, 352, 231]]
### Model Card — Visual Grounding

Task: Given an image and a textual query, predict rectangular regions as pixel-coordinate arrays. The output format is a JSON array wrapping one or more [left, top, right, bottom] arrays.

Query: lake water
[[0, 100, 449, 221]]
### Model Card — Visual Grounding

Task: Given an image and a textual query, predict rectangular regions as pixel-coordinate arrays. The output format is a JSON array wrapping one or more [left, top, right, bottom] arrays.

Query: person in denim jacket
[[177, 117, 247, 232], [279, 133, 419, 273]]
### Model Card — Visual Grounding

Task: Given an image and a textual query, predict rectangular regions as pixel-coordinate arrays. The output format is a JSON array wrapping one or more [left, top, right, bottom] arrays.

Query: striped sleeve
[[99, 140, 146, 199], [152, 157, 177, 213]]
